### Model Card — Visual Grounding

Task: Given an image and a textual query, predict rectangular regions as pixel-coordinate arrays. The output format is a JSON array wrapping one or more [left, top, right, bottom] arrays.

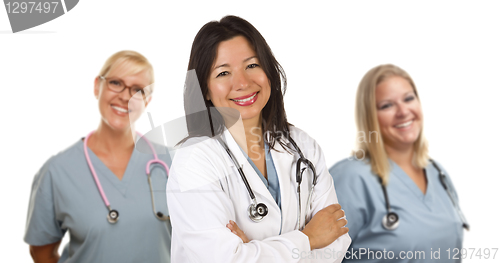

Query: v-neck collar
[[79, 140, 136, 197], [238, 142, 269, 185], [390, 160, 434, 208]]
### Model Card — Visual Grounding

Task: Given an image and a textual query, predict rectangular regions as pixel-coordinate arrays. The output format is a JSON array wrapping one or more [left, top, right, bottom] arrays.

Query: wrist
[[301, 229, 316, 250]]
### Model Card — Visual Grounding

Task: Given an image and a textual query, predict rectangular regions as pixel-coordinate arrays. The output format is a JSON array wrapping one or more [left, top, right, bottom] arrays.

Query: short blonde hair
[[355, 64, 428, 185], [98, 50, 154, 91]]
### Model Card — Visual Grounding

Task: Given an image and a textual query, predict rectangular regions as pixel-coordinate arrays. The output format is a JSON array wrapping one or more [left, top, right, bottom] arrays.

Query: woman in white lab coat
[[166, 15, 351, 262]]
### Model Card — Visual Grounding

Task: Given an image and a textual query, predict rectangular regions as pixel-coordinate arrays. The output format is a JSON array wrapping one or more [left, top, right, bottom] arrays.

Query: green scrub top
[[330, 158, 464, 262], [24, 139, 172, 263]]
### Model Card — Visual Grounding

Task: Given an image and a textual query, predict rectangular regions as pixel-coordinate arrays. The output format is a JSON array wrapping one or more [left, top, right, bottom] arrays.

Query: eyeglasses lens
[[105, 78, 149, 100]]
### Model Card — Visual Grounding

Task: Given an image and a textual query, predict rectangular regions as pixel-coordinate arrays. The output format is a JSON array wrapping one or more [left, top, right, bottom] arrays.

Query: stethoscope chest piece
[[379, 177, 399, 230], [216, 136, 314, 224], [382, 211, 399, 230], [107, 209, 119, 224], [248, 203, 268, 222], [155, 212, 169, 221]]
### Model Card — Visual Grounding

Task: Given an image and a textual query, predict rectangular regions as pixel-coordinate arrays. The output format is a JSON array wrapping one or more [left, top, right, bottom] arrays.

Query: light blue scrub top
[[24, 139, 172, 263], [330, 158, 464, 262], [240, 143, 281, 210]]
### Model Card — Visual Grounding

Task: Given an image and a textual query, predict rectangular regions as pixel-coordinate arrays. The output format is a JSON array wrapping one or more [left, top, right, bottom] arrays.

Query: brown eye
[[109, 80, 122, 86], [132, 87, 143, 94], [379, 103, 392, 110], [405, 96, 415, 102], [216, 71, 229, 78]]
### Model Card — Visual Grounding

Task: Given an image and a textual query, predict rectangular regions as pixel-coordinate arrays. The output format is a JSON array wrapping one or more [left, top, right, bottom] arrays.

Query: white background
[[1, 0, 499, 261]]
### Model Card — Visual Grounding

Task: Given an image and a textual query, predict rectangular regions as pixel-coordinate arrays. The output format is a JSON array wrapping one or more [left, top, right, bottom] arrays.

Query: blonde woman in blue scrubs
[[330, 64, 467, 262], [24, 51, 172, 263]]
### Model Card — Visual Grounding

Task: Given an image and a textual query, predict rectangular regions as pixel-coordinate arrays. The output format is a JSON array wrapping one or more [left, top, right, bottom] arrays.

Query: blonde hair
[[98, 50, 155, 91], [355, 64, 428, 185]]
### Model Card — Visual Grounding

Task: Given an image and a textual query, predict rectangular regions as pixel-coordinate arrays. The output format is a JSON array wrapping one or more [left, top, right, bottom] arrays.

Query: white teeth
[[395, 120, 413, 128], [111, 105, 130, 113], [232, 93, 257, 102]]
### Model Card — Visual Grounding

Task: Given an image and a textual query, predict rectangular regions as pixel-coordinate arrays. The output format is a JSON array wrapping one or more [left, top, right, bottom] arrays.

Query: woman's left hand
[[226, 220, 250, 243]]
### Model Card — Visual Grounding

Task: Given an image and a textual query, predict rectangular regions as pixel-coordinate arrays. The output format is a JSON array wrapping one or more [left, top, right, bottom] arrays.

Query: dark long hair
[[183, 15, 291, 151]]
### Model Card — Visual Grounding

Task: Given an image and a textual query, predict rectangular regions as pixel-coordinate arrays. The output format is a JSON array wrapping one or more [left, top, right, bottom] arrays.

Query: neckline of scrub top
[[78, 140, 138, 197], [238, 142, 282, 210], [390, 160, 435, 207]]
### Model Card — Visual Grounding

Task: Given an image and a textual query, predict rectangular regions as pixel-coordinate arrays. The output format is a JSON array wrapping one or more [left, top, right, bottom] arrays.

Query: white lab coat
[[167, 126, 351, 262]]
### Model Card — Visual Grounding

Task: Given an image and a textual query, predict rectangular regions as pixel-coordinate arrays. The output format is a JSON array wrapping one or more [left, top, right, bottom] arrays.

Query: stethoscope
[[216, 136, 318, 229], [380, 159, 470, 231], [83, 131, 170, 224]]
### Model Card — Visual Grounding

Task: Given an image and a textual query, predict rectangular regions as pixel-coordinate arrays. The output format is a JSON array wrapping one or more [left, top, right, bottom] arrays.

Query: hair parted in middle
[[355, 64, 429, 185], [183, 15, 291, 151]]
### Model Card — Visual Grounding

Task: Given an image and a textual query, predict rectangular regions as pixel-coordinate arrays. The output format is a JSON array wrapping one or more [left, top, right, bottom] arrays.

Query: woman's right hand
[[301, 203, 349, 250], [227, 220, 250, 243]]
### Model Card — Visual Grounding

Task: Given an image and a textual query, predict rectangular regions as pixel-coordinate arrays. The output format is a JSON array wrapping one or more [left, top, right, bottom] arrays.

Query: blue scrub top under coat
[[24, 139, 172, 263], [239, 142, 281, 210], [330, 158, 464, 262]]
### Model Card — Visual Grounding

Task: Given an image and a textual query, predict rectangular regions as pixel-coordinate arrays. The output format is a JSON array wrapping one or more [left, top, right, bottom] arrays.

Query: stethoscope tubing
[[430, 159, 469, 231], [142, 131, 169, 175], [217, 135, 318, 226], [84, 131, 111, 208], [217, 137, 257, 201], [380, 159, 469, 230], [84, 130, 170, 222]]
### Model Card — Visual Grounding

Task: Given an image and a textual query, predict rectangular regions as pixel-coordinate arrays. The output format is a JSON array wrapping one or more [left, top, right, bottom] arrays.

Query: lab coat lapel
[[270, 139, 298, 232], [221, 129, 279, 210]]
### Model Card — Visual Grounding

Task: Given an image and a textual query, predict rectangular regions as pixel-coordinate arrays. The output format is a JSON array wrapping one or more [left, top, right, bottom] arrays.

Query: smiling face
[[375, 76, 423, 150], [94, 62, 151, 132], [207, 36, 271, 127]]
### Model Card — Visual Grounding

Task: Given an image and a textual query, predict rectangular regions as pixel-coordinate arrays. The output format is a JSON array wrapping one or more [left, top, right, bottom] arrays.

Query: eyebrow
[[108, 77, 149, 88], [377, 91, 416, 104], [214, 63, 229, 70], [213, 56, 258, 70], [244, 56, 258, 62]]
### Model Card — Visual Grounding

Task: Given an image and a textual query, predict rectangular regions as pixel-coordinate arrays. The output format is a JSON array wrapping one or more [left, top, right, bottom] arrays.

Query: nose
[[233, 69, 250, 90], [118, 87, 133, 101], [395, 102, 410, 118]]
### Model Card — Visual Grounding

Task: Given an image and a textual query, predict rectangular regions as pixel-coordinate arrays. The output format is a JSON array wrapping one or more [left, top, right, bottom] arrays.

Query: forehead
[[107, 61, 152, 84], [213, 36, 256, 65], [375, 76, 414, 100]]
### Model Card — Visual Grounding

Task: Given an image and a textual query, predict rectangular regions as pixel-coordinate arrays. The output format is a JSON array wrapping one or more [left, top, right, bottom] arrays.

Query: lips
[[230, 92, 258, 106], [394, 120, 413, 129], [111, 105, 131, 115]]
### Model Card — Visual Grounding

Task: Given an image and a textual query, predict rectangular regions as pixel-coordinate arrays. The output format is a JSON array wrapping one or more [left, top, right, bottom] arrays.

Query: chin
[[105, 119, 131, 132], [241, 108, 262, 120], [398, 136, 420, 146]]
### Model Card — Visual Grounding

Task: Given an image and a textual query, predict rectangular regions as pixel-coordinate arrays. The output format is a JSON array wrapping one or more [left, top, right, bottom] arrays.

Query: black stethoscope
[[380, 159, 470, 231], [216, 136, 318, 228]]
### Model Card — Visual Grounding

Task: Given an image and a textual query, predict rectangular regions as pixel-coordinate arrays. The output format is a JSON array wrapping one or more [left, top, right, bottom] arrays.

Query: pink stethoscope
[[83, 131, 170, 224]]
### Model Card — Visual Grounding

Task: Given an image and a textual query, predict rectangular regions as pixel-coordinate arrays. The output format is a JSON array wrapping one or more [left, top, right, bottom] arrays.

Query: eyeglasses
[[99, 76, 153, 100]]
